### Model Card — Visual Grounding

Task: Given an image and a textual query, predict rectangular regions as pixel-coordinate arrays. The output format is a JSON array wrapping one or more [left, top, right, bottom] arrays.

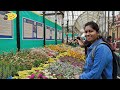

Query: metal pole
[[43, 11, 46, 46], [55, 11, 57, 45], [108, 11, 110, 36], [102, 12, 104, 35], [66, 11, 69, 44], [72, 11, 74, 40], [105, 11, 106, 38], [112, 11, 115, 42], [112, 11, 115, 25], [67, 20, 69, 43], [62, 15, 64, 43], [16, 11, 20, 51], [62, 23, 64, 43], [117, 26, 118, 39], [72, 26, 74, 40]]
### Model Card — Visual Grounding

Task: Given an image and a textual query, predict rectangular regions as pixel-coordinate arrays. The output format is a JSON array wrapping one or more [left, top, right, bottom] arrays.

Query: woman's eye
[[85, 30, 93, 33], [89, 30, 93, 32]]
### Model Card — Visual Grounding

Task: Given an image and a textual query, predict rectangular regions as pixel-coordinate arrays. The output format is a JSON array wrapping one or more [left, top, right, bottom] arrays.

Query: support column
[[67, 20, 69, 43], [108, 11, 110, 36], [62, 17, 64, 43], [16, 11, 20, 51], [105, 11, 106, 38], [55, 11, 57, 45], [66, 11, 69, 44], [112, 11, 115, 42], [72, 26, 74, 40], [43, 11, 46, 46]]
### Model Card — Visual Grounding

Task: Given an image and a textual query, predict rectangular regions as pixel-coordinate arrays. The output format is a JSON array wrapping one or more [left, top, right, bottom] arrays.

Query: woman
[[75, 21, 113, 79]]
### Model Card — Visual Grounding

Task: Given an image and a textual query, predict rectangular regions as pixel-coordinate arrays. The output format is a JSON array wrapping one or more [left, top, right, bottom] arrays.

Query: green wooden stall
[[0, 11, 17, 54], [45, 17, 55, 45], [19, 11, 44, 50], [57, 25, 62, 44], [0, 11, 63, 54]]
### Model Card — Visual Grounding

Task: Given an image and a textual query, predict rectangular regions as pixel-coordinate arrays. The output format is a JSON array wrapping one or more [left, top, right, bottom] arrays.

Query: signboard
[[51, 28, 55, 39], [23, 18, 43, 39], [57, 30, 59, 39], [59, 30, 62, 39], [46, 26, 50, 39], [0, 11, 13, 39], [46, 26, 55, 40], [37, 22, 43, 38], [57, 30, 62, 40], [4, 12, 17, 20]]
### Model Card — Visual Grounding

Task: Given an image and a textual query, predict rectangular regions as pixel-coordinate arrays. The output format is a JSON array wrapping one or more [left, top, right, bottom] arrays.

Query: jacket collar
[[88, 38, 103, 50]]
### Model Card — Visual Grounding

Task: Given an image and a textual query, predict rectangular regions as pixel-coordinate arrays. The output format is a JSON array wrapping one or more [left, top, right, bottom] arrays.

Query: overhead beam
[[40, 11, 64, 16]]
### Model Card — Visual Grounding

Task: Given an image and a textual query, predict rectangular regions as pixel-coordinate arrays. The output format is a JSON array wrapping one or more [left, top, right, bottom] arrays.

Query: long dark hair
[[99, 36, 109, 44], [84, 40, 91, 55]]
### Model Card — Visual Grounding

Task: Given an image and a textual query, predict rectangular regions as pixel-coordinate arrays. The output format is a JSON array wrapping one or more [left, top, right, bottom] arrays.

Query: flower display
[[46, 61, 83, 79], [1, 44, 86, 79]]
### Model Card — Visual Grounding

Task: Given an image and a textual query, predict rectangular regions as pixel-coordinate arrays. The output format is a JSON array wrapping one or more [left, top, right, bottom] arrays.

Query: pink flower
[[38, 73, 43, 78], [42, 76, 48, 79], [28, 74, 35, 79], [35, 70, 39, 72]]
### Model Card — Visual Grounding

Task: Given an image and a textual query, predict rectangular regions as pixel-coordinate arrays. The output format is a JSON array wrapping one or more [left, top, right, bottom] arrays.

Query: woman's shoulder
[[96, 43, 112, 52]]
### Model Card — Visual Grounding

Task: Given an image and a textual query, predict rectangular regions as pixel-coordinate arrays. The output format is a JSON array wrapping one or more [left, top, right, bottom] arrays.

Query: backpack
[[91, 42, 120, 79]]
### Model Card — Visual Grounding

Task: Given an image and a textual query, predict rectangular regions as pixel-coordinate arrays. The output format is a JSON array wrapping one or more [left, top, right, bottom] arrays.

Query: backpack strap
[[91, 42, 110, 79], [91, 42, 108, 61], [91, 41, 119, 79]]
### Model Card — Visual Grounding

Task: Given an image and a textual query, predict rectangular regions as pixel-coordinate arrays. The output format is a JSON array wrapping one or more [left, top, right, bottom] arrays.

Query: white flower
[[44, 70, 48, 72], [53, 74, 56, 76], [49, 76, 54, 79]]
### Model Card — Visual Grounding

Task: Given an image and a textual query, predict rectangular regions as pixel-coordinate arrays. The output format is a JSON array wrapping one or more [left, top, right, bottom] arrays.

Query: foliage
[[0, 49, 49, 78]]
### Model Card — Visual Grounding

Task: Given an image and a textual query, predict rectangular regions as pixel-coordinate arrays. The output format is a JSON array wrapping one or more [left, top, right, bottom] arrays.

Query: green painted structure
[[0, 11, 63, 54]]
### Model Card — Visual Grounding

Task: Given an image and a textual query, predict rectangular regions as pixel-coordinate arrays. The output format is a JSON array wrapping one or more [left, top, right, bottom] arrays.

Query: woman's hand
[[76, 39, 84, 47]]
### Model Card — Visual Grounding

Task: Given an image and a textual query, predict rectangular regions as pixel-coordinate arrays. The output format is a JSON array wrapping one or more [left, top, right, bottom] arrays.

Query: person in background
[[75, 21, 113, 79], [107, 36, 116, 51], [76, 36, 91, 55]]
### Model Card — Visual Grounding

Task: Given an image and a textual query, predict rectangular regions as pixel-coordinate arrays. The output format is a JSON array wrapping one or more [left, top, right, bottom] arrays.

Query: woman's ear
[[97, 32, 99, 36], [97, 33, 100, 39]]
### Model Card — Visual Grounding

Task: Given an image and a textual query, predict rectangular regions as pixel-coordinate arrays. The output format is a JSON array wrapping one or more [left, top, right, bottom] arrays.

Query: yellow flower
[[37, 67, 44, 70], [12, 76, 19, 79], [31, 67, 44, 71], [43, 64, 49, 68], [26, 70, 36, 74], [48, 58, 56, 63], [18, 71, 29, 76]]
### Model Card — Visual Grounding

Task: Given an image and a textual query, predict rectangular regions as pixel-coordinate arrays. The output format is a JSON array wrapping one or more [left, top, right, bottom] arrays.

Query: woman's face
[[84, 25, 99, 42]]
